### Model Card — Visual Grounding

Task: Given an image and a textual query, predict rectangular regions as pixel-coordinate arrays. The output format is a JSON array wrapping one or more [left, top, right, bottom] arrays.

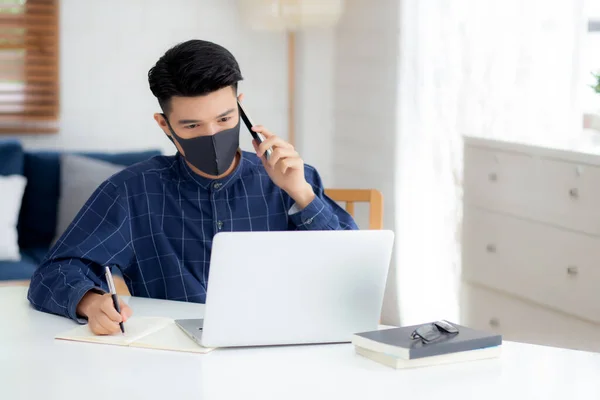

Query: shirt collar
[[177, 150, 246, 191]]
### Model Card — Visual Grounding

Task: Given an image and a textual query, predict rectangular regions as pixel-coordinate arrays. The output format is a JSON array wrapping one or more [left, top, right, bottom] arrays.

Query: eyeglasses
[[410, 320, 459, 344]]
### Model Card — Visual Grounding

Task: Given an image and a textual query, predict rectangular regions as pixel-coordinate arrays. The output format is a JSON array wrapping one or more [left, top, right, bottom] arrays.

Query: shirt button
[[213, 182, 222, 189], [217, 221, 223, 230]]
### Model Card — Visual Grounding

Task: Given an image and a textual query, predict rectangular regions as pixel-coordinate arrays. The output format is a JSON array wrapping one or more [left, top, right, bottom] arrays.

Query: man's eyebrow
[[177, 108, 235, 125], [178, 119, 201, 125], [216, 108, 235, 118]]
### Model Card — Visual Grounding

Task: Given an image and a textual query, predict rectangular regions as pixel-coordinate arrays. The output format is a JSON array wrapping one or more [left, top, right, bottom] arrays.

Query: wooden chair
[[0, 280, 29, 288], [324, 189, 384, 230]]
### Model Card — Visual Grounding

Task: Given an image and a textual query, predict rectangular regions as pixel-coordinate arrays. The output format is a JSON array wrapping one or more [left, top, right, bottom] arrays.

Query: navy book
[[352, 322, 502, 360]]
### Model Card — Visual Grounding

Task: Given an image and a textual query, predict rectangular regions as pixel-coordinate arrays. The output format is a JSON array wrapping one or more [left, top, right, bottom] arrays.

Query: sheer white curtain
[[394, 0, 585, 325]]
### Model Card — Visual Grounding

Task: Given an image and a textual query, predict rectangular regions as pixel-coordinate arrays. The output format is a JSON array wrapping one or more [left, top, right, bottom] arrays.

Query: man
[[27, 39, 358, 335]]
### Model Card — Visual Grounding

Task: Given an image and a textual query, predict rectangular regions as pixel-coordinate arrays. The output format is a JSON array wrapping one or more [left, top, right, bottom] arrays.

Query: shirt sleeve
[[288, 165, 359, 231], [27, 181, 133, 323]]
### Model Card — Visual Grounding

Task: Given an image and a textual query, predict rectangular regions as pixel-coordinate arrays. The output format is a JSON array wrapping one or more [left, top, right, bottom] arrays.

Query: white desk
[[2, 286, 600, 400]]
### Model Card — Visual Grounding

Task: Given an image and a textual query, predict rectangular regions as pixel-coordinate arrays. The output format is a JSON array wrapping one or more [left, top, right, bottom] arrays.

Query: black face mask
[[163, 114, 240, 176]]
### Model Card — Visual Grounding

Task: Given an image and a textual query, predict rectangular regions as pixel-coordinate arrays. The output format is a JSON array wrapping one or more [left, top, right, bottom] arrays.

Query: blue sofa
[[0, 140, 161, 282]]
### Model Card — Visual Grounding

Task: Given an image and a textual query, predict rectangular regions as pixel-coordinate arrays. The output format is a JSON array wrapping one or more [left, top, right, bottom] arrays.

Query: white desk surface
[[2, 286, 600, 400]]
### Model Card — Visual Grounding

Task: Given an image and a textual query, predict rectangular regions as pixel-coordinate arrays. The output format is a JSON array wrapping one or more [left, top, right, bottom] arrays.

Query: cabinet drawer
[[460, 283, 600, 353], [535, 158, 600, 235], [462, 208, 600, 323], [463, 146, 538, 217]]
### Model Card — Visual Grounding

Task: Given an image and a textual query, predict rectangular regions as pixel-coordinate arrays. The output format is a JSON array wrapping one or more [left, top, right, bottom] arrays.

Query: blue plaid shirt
[[27, 151, 357, 321]]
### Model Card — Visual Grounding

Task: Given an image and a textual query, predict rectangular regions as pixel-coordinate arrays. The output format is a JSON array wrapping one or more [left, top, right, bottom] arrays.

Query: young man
[[27, 39, 357, 334]]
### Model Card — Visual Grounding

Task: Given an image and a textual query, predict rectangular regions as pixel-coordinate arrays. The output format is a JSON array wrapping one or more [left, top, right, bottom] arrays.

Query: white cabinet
[[461, 136, 600, 352]]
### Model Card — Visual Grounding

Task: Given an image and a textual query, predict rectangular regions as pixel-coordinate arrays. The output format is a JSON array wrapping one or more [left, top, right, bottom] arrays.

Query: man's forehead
[[170, 95, 237, 122]]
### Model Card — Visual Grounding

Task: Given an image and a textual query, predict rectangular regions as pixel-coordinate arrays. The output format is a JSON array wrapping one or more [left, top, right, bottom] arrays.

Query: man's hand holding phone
[[252, 126, 315, 209], [238, 97, 315, 209]]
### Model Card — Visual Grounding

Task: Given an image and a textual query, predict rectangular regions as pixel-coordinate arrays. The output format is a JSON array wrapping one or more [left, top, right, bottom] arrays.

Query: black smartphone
[[238, 100, 272, 160]]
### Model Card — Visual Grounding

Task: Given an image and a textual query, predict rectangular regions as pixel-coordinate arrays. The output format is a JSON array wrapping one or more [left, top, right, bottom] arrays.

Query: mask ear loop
[[161, 113, 176, 137], [161, 113, 179, 146]]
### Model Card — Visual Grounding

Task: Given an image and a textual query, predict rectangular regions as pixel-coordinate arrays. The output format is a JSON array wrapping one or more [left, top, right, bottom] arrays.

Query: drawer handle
[[486, 244, 496, 253], [567, 266, 579, 276], [489, 318, 500, 328], [488, 172, 498, 182], [569, 188, 579, 199]]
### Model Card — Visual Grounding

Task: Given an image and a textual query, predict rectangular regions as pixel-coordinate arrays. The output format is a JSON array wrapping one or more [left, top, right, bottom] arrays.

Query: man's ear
[[153, 112, 168, 127], [237, 92, 245, 102], [154, 113, 171, 134]]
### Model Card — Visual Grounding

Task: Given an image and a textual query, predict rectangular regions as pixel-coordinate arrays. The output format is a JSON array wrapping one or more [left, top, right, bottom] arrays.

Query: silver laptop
[[175, 229, 394, 348]]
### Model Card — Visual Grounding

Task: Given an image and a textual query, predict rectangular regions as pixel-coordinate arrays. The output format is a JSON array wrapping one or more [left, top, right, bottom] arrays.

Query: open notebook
[[55, 317, 214, 354]]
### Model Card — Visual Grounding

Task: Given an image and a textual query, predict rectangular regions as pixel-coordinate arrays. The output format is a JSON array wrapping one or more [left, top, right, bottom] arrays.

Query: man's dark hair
[[148, 39, 243, 113]]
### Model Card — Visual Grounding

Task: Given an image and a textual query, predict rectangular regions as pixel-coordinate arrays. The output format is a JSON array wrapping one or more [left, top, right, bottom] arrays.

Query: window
[[0, 0, 59, 134], [583, 0, 600, 114]]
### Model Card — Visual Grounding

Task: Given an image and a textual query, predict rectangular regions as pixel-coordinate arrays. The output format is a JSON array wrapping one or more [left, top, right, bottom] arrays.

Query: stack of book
[[352, 321, 502, 369]]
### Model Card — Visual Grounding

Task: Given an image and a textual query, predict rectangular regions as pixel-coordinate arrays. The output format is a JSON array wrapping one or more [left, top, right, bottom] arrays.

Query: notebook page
[[129, 321, 214, 354], [55, 317, 173, 346]]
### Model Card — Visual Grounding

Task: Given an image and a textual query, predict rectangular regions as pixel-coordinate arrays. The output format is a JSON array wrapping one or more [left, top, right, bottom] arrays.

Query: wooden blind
[[0, 0, 59, 134]]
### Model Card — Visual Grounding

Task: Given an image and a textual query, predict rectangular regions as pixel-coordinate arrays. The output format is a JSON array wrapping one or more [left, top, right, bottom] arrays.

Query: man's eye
[[219, 117, 231, 123], [184, 124, 198, 129]]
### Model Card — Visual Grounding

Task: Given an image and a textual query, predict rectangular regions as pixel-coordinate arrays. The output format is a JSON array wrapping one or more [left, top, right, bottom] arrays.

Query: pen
[[104, 266, 125, 335]]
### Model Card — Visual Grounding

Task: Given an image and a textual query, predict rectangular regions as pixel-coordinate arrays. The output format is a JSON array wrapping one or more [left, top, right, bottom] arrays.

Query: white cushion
[[0, 175, 27, 261]]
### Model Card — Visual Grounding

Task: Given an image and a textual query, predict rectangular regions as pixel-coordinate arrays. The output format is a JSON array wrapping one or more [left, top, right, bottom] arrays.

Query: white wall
[[15, 0, 289, 156], [295, 29, 336, 185], [331, 0, 401, 325]]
